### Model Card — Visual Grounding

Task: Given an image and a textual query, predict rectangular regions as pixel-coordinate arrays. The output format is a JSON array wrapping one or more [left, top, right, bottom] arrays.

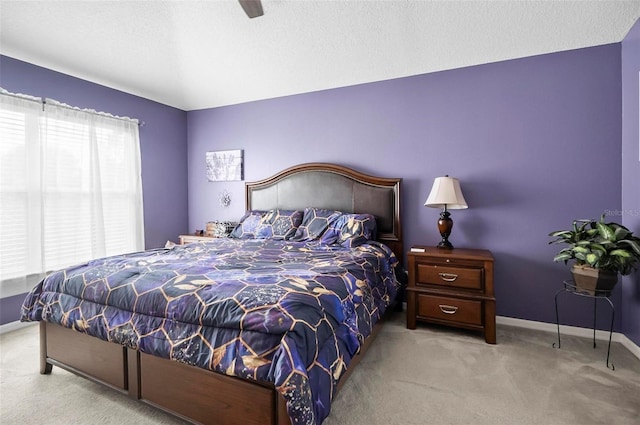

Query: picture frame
[[206, 149, 243, 182]]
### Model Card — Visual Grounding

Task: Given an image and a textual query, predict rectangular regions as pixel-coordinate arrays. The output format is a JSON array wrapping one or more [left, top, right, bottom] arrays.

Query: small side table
[[406, 247, 496, 344], [178, 234, 217, 244], [553, 280, 615, 370]]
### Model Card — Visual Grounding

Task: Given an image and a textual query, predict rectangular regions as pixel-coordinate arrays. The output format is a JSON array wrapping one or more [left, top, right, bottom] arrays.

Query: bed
[[21, 162, 403, 425]]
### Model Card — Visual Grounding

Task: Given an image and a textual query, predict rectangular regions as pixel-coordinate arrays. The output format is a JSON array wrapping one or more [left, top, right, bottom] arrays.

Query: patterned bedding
[[21, 237, 400, 425]]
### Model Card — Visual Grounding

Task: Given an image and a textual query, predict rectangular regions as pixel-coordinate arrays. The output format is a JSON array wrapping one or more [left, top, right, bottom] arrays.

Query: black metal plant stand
[[552, 280, 615, 370]]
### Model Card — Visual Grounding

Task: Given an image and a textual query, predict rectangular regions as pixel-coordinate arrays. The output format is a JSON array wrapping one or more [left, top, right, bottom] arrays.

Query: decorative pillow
[[206, 221, 237, 238], [229, 210, 265, 239], [290, 208, 343, 242], [254, 209, 303, 240], [321, 213, 377, 248]]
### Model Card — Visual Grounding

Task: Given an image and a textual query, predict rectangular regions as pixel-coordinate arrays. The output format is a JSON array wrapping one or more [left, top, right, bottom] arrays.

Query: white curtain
[[0, 90, 144, 298]]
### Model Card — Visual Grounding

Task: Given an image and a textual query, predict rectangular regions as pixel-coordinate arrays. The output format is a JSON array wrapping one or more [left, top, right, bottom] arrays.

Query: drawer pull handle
[[439, 304, 459, 314], [438, 272, 458, 282]]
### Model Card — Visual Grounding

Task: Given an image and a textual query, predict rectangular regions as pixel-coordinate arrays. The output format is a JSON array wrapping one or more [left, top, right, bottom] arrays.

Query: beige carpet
[[1, 312, 639, 425]]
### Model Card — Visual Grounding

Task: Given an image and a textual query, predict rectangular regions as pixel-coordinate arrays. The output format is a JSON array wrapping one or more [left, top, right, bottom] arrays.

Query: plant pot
[[571, 265, 618, 295]]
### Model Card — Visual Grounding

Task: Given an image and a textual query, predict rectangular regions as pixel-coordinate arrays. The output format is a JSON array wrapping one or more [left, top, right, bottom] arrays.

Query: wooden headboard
[[246, 163, 403, 262]]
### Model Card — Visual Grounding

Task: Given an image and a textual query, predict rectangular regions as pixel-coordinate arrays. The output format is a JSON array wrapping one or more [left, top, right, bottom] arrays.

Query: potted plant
[[548, 215, 640, 294]]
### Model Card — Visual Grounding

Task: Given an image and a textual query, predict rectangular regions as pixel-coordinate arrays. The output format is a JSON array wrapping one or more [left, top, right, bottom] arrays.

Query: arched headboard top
[[246, 163, 402, 261]]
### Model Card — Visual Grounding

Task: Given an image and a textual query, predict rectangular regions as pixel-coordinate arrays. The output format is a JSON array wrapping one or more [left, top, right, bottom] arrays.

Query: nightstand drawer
[[416, 263, 483, 290], [417, 294, 482, 326]]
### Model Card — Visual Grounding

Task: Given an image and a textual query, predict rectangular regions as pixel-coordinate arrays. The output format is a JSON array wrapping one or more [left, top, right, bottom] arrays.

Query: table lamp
[[424, 175, 468, 249]]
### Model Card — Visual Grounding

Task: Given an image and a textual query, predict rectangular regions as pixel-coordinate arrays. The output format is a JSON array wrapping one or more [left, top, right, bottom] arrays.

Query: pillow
[[229, 210, 264, 239], [254, 209, 303, 240], [290, 208, 343, 242], [206, 221, 237, 238], [321, 213, 377, 248]]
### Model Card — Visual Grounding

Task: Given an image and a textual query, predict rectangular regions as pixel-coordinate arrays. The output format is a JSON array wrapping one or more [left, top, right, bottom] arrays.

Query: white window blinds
[[0, 90, 144, 298]]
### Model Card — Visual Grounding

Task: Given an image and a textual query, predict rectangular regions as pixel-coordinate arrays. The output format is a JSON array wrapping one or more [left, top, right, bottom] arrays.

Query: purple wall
[[188, 44, 623, 331], [1, 41, 632, 339], [621, 19, 640, 347], [0, 55, 189, 324]]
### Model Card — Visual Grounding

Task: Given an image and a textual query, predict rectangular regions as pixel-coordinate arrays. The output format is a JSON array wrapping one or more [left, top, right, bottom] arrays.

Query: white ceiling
[[1, 1, 639, 111]]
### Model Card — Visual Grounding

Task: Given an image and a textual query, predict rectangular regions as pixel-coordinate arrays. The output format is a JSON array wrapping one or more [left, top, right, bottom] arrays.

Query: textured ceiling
[[1, 1, 639, 111]]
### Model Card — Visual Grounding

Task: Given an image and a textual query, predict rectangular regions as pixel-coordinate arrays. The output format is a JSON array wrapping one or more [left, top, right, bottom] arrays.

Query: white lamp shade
[[424, 176, 468, 209]]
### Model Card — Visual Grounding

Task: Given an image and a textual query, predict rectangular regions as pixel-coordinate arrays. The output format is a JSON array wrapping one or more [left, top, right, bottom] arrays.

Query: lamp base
[[437, 210, 454, 250], [437, 240, 453, 250]]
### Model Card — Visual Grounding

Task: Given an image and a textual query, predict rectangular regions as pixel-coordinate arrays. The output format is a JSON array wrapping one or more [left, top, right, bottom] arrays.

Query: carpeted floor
[[1, 312, 639, 425]]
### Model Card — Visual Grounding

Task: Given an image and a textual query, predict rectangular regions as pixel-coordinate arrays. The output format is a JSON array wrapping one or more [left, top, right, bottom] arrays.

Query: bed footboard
[[130, 348, 288, 425], [39, 321, 291, 425], [40, 321, 51, 374], [40, 321, 128, 391]]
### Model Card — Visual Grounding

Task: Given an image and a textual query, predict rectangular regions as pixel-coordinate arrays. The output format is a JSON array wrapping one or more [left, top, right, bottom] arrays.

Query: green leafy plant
[[549, 215, 640, 276]]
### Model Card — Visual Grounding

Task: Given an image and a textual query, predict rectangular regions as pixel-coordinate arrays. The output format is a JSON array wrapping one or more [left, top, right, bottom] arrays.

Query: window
[[0, 91, 144, 298]]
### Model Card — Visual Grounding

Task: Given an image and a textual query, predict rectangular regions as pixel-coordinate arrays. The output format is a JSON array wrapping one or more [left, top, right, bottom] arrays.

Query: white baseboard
[[0, 320, 36, 335], [497, 315, 640, 361], [620, 334, 640, 360]]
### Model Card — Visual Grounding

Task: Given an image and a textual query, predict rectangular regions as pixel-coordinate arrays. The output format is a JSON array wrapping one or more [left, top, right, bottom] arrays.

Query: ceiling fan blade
[[239, 0, 264, 19]]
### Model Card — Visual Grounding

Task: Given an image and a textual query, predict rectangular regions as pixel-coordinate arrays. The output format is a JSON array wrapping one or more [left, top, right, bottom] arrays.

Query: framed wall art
[[206, 149, 243, 182]]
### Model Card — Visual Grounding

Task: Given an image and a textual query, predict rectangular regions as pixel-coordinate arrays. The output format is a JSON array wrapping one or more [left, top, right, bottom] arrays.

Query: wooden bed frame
[[38, 163, 403, 425]]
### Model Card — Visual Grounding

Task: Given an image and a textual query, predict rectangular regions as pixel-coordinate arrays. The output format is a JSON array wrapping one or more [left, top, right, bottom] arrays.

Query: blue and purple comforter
[[21, 238, 400, 425]]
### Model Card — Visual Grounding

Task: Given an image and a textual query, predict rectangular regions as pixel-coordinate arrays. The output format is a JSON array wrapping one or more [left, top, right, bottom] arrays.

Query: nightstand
[[178, 234, 216, 244], [406, 246, 496, 344]]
